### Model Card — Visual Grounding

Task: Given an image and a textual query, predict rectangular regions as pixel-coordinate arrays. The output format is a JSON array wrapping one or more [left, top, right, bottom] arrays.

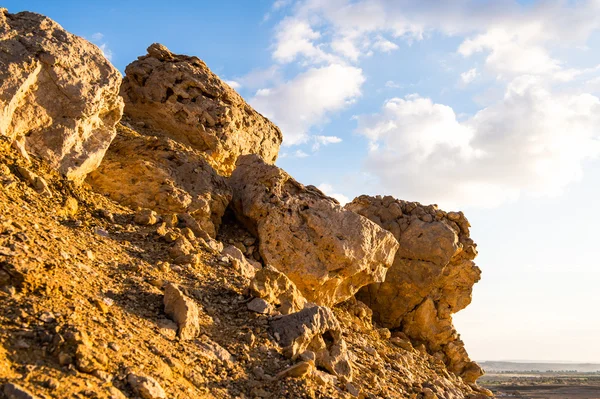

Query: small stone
[[94, 227, 109, 237], [364, 346, 377, 356], [108, 342, 120, 352], [127, 374, 166, 399], [377, 328, 391, 339], [299, 350, 316, 362], [39, 311, 55, 323], [181, 227, 195, 240], [275, 361, 314, 379], [155, 223, 168, 236], [163, 214, 178, 228], [134, 209, 158, 226], [247, 298, 272, 314]]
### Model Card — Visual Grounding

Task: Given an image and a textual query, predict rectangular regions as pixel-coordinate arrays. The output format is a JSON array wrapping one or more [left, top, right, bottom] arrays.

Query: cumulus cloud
[[250, 64, 365, 145], [317, 183, 350, 205], [225, 80, 241, 89], [312, 135, 342, 151], [357, 77, 600, 208]]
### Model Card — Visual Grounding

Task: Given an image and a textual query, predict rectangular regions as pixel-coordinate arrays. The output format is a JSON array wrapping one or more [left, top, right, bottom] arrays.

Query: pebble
[[127, 373, 167, 399]]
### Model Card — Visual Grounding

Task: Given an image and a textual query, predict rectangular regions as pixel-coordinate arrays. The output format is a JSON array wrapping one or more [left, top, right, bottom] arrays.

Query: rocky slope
[[0, 9, 492, 399]]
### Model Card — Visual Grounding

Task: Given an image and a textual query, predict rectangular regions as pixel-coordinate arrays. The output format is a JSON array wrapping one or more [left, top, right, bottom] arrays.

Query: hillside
[[1, 8, 491, 399]]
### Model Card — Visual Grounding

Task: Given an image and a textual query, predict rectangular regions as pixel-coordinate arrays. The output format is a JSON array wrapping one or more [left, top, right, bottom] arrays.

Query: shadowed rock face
[[346, 195, 483, 383], [229, 155, 399, 307], [0, 9, 123, 182], [120, 43, 282, 176], [86, 124, 231, 238]]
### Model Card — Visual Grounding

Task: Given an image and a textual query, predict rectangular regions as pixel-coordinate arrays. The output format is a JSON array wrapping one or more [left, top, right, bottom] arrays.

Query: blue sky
[[7, 0, 600, 362]]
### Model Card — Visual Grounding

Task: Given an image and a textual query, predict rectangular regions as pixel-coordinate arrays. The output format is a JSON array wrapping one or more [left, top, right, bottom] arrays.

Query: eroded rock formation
[[0, 9, 123, 182], [270, 306, 353, 381], [346, 195, 483, 382], [229, 155, 399, 307], [120, 43, 282, 176], [86, 124, 231, 237]]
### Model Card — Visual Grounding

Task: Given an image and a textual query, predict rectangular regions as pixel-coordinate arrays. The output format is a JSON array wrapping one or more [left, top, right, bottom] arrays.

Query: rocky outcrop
[[120, 43, 282, 176], [86, 125, 231, 237], [270, 306, 352, 381], [346, 195, 482, 382], [0, 9, 123, 182], [230, 155, 399, 307], [249, 265, 307, 315]]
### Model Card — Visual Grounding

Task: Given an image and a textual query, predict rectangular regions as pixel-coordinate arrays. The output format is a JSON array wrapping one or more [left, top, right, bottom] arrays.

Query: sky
[[6, 0, 600, 363]]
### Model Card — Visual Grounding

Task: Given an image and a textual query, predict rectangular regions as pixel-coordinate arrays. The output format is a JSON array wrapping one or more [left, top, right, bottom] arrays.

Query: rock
[[197, 336, 235, 364], [16, 166, 52, 197], [230, 155, 399, 306], [346, 382, 361, 397], [270, 305, 353, 380], [134, 209, 158, 226], [127, 374, 166, 399], [222, 245, 259, 279], [87, 126, 231, 237], [74, 344, 108, 373], [247, 298, 272, 314], [275, 360, 314, 379], [3, 383, 39, 399], [120, 43, 282, 176], [248, 265, 307, 315], [163, 283, 200, 340], [346, 195, 483, 382], [0, 9, 123, 182]]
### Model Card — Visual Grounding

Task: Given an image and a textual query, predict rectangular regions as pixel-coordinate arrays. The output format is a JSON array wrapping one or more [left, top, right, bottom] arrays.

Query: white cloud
[[317, 183, 350, 205], [272, 17, 336, 64], [91, 32, 104, 41], [385, 80, 402, 89], [250, 64, 364, 145], [357, 77, 600, 208], [225, 80, 241, 89], [460, 68, 478, 85], [373, 36, 399, 53], [312, 135, 342, 151]]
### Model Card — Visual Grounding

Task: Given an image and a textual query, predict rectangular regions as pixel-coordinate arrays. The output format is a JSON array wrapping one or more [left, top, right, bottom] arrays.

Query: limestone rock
[[120, 43, 282, 176], [127, 374, 166, 399], [346, 195, 482, 382], [222, 245, 259, 279], [0, 9, 123, 182], [87, 125, 231, 237], [163, 283, 200, 340], [230, 155, 399, 306], [270, 306, 353, 381], [248, 265, 307, 315]]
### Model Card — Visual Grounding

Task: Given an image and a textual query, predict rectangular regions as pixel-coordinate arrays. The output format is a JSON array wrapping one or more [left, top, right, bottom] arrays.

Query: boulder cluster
[[0, 8, 488, 398]]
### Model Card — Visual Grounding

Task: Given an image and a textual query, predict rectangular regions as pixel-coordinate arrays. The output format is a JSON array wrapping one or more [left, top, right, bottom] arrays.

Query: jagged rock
[[3, 383, 39, 399], [16, 166, 51, 196], [127, 374, 166, 399], [275, 361, 315, 380], [346, 195, 482, 382], [120, 43, 282, 176], [248, 265, 307, 315], [0, 9, 123, 182], [222, 245, 259, 279], [197, 336, 235, 364], [87, 126, 231, 237], [247, 297, 272, 314], [163, 283, 200, 340], [134, 209, 158, 226], [270, 306, 353, 381], [230, 155, 399, 306]]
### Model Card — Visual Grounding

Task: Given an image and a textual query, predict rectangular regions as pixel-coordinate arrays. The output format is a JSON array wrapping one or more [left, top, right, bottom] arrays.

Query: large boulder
[[86, 124, 231, 237], [346, 195, 482, 382], [229, 155, 399, 307], [120, 43, 282, 176], [0, 9, 123, 182]]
